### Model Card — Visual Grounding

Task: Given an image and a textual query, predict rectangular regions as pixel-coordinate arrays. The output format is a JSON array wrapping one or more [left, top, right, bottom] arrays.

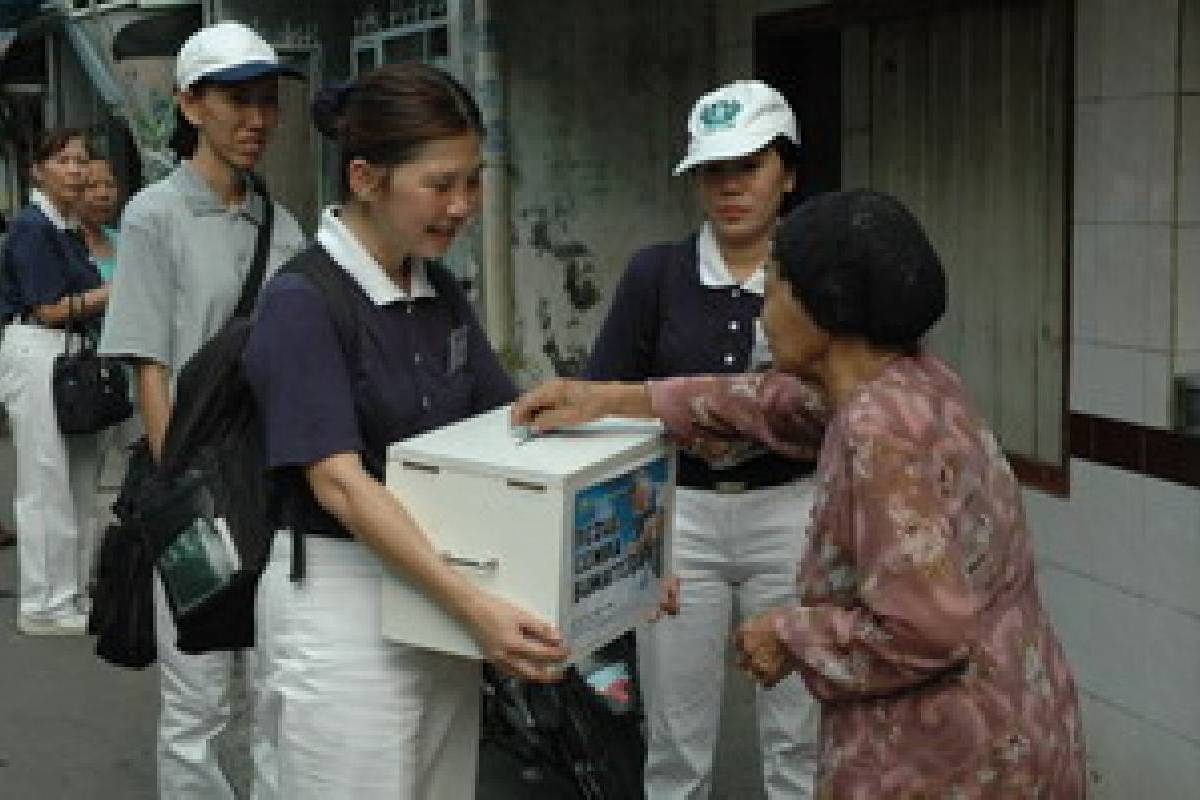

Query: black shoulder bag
[[52, 296, 133, 435], [91, 175, 275, 664]]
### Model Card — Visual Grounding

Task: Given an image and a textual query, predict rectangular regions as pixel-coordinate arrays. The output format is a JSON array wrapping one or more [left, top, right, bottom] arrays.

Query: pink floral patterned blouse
[[649, 355, 1086, 798]]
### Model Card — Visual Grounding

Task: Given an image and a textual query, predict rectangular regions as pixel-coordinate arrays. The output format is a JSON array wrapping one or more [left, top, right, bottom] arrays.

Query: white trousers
[[0, 323, 97, 620], [255, 533, 481, 800], [639, 481, 821, 800], [153, 573, 251, 799]]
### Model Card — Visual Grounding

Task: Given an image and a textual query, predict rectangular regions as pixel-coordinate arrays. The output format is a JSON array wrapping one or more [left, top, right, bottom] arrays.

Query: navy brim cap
[[200, 61, 305, 85]]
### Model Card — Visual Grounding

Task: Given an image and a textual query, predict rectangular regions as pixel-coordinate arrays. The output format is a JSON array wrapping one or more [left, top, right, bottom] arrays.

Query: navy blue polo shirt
[[0, 202, 100, 316], [586, 225, 814, 489], [242, 210, 516, 476], [586, 232, 765, 380]]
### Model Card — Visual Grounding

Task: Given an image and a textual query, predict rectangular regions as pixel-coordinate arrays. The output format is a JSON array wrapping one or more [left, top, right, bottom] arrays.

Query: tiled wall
[[1026, 464, 1200, 798], [1180, 0, 1200, 377], [1035, 2, 1200, 796], [1073, 0, 1179, 428]]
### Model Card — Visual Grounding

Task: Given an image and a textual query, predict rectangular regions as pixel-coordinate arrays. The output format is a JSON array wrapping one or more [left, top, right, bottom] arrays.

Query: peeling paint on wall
[[563, 260, 600, 311], [504, 0, 713, 383]]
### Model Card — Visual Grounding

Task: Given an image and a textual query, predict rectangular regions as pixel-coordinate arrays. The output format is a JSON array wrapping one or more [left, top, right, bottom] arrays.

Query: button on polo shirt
[[587, 223, 767, 380]]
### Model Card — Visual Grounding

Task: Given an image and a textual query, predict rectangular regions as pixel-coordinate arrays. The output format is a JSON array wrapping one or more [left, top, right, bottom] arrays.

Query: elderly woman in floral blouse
[[513, 190, 1086, 798]]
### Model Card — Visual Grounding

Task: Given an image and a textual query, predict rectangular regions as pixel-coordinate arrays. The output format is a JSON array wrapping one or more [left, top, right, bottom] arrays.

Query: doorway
[[754, 11, 843, 207]]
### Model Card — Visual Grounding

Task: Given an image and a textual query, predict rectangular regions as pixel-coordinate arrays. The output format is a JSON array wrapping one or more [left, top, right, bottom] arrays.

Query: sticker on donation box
[[569, 456, 670, 641]]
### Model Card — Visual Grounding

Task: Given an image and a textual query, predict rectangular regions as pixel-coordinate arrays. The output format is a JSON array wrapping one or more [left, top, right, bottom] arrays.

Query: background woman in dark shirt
[[585, 81, 819, 798], [0, 128, 106, 636]]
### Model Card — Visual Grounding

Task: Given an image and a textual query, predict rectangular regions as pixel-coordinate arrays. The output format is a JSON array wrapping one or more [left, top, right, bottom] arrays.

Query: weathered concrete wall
[[217, 0, 356, 78], [504, 0, 716, 381]]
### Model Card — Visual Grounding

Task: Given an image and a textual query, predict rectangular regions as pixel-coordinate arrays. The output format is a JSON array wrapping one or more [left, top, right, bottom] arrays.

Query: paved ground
[[0, 433, 765, 799]]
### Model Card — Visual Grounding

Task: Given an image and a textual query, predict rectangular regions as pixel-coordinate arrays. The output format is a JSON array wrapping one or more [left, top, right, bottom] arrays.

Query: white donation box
[[381, 406, 676, 660]]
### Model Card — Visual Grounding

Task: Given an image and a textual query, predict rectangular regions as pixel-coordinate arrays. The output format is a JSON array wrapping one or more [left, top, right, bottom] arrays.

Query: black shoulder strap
[[290, 251, 362, 362], [233, 172, 274, 319], [278, 250, 365, 582]]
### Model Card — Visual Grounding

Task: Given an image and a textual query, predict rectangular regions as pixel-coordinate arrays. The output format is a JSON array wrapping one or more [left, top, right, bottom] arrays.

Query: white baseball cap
[[176, 22, 303, 92], [673, 80, 800, 176]]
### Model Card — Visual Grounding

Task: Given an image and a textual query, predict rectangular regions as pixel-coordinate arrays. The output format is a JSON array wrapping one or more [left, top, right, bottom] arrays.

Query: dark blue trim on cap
[[200, 61, 304, 85]]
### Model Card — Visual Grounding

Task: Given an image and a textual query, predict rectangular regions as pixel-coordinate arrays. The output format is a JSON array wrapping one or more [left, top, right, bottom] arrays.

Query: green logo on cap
[[699, 99, 742, 131]]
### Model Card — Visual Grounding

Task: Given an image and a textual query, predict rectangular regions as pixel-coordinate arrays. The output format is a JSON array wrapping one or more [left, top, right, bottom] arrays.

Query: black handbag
[[52, 299, 133, 435]]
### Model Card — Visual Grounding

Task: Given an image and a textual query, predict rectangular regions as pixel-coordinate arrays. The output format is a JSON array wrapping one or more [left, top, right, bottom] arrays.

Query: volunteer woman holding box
[[241, 63, 569, 799], [585, 80, 819, 798]]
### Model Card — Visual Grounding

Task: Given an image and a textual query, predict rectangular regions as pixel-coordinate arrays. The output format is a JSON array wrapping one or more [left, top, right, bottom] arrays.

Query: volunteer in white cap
[[99, 21, 306, 799], [585, 80, 820, 798]]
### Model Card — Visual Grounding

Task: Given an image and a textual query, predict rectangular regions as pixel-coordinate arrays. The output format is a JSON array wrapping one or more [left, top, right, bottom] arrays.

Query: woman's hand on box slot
[[510, 378, 655, 433], [468, 593, 570, 683]]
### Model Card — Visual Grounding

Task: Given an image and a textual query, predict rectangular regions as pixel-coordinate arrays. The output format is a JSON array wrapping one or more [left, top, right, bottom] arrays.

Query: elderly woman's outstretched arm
[[510, 372, 828, 461]]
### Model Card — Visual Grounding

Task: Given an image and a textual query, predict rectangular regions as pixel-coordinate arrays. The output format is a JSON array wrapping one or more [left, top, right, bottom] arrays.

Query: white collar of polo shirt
[[30, 189, 78, 231], [315, 206, 437, 306], [695, 222, 765, 295]]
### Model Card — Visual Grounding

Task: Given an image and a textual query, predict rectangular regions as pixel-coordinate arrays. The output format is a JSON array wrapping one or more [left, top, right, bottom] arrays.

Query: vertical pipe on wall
[[475, 0, 513, 354]]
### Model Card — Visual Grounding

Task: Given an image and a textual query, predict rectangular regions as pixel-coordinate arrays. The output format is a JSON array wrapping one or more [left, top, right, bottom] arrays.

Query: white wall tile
[[1141, 476, 1200, 617], [1076, 0, 1103, 99], [1143, 226, 1175, 352], [1023, 482, 1073, 558], [1100, 0, 1180, 97], [1070, 341, 1100, 412], [1074, 101, 1100, 223], [1144, 352, 1174, 428], [1073, 344, 1146, 422], [1079, 691, 1200, 800], [1177, 348, 1200, 373], [1178, 97, 1200, 224], [1177, 229, 1200, 352], [1092, 224, 1172, 350], [1030, 463, 1200, 622], [1072, 224, 1098, 342], [1038, 564, 1200, 743], [1096, 96, 1176, 224], [1041, 461, 1144, 587], [1183, 0, 1200, 93]]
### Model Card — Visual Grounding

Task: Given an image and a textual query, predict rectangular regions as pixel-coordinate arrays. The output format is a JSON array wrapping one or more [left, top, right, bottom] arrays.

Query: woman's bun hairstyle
[[311, 80, 353, 140], [774, 189, 947, 350], [313, 64, 483, 197]]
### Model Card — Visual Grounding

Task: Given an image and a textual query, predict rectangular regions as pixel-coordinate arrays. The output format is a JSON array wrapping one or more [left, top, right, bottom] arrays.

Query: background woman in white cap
[[99, 21, 306, 799], [585, 80, 819, 799]]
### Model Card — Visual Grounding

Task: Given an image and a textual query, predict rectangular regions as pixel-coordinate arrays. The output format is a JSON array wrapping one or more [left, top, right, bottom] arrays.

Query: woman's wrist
[[600, 381, 654, 418]]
